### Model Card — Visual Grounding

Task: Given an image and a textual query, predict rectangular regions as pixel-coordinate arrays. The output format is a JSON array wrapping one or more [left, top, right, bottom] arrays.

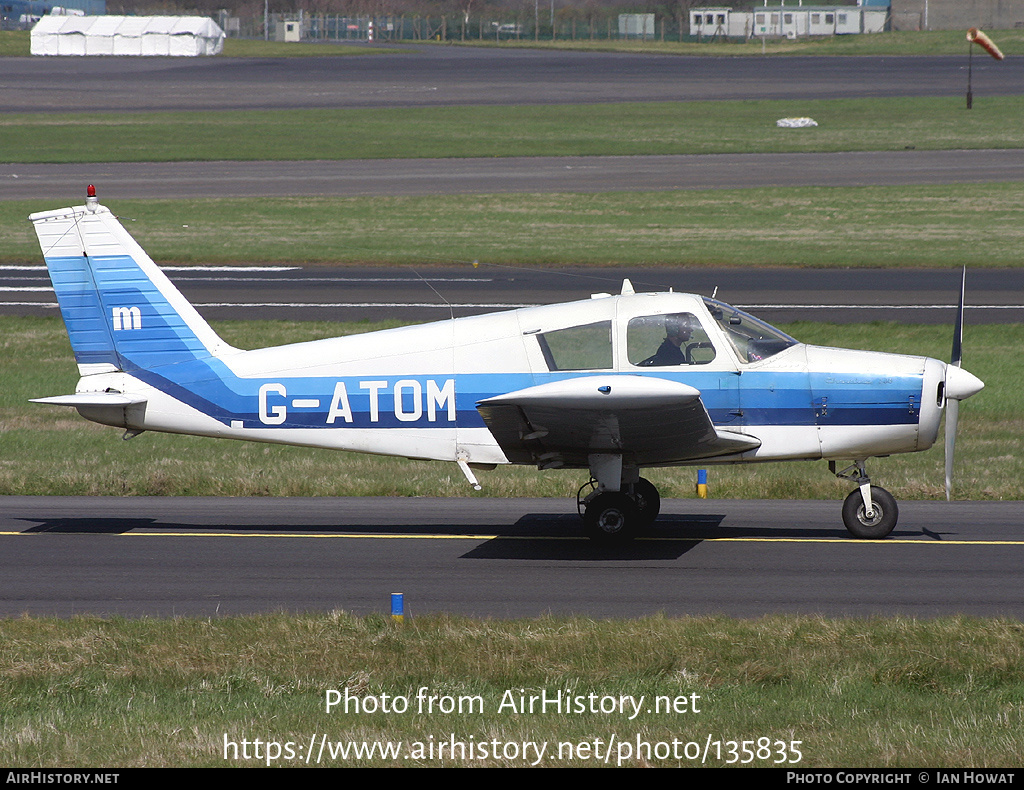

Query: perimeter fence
[[230, 12, 702, 44]]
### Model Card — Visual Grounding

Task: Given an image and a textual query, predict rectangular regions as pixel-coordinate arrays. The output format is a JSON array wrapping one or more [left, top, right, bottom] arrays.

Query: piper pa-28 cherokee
[[30, 187, 984, 542]]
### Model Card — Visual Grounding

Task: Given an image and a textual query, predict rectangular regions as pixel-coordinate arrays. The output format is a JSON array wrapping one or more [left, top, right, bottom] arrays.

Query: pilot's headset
[[664, 314, 694, 340]]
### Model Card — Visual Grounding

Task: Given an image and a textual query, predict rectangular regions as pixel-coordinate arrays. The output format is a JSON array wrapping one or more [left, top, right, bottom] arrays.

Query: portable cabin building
[[690, 6, 888, 38], [689, 7, 751, 37]]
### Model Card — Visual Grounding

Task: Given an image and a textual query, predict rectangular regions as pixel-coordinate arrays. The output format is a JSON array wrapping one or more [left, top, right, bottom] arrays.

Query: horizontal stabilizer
[[31, 393, 147, 407]]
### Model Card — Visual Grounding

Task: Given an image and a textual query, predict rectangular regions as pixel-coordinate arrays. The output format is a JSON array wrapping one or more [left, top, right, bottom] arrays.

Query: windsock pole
[[967, 39, 973, 109]]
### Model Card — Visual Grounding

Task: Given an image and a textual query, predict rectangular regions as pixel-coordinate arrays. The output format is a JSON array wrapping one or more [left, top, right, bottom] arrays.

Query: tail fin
[[30, 188, 235, 376]]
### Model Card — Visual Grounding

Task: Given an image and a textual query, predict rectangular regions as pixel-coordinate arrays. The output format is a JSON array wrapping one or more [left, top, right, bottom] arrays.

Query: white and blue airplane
[[29, 187, 984, 542]]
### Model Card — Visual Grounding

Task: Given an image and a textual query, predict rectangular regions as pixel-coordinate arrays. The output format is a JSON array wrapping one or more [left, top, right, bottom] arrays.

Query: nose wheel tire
[[583, 493, 638, 543], [842, 486, 898, 539]]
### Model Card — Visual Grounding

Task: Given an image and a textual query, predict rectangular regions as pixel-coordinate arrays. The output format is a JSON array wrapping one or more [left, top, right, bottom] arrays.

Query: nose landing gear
[[832, 460, 899, 539]]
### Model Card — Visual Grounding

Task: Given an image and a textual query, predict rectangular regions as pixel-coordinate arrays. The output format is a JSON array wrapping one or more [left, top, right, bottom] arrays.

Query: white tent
[[83, 16, 122, 55], [31, 15, 225, 56], [109, 17, 151, 56], [30, 16, 91, 55]]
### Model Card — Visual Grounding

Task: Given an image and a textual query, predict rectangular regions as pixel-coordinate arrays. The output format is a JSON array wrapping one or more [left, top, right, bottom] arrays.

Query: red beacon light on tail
[[85, 184, 99, 212]]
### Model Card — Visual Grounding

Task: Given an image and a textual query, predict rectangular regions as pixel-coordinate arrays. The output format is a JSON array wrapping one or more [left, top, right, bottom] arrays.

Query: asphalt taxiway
[[4, 262, 1021, 324], [3, 496, 1023, 619], [3, 49, 1021, 112], [6, 149, 1024, 201]]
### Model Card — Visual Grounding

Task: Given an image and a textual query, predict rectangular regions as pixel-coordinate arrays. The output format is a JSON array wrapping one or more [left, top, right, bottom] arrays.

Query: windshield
[[702, 297, 798, 363]]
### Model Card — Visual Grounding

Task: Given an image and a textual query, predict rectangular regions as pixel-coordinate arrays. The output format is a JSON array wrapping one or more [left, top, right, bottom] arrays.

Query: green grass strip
[[458, 28, 1024, 57], [3, 613, 1024, 766], [3, 96, 1024, 163], [6, 184, 1024, 268]]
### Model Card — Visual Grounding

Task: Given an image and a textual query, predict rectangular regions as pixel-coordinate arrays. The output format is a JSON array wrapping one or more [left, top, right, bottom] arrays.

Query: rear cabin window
[[627, 313, 716, 367], [535, 320, 613, 371]]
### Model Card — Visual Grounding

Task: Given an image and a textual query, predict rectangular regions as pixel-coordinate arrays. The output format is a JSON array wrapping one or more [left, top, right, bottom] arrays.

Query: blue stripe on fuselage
[[128, 365, 923, 431]]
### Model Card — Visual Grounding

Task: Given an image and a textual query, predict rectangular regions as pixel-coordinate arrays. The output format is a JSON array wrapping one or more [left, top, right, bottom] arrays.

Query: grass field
[[3, 613, 1024, 767], [461, 29, 1024, 58], [7, 183, 1024, 268], [1, 316, 1015, 501], [4, 96, 1023, 164]]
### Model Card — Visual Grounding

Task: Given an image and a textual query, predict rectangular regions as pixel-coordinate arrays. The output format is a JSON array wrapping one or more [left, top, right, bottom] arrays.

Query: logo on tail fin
[[112, 306, 142, 331]]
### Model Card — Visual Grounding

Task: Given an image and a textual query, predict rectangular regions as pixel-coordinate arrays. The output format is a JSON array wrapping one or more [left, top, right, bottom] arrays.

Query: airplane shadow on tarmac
[[458, 512, 877, 560], [17, 510, 883, 561]]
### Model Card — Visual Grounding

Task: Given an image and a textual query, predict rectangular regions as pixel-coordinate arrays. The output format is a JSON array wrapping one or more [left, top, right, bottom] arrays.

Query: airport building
[[690, 4, 889, 38], [690, 2, 1024, 36]]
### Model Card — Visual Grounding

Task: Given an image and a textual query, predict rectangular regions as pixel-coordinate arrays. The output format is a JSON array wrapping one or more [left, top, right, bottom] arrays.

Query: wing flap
[[477, 375, 759, 468]]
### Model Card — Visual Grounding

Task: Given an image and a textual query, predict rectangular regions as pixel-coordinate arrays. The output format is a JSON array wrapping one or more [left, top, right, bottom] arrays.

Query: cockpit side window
[[702, 297, 798, 362], [627, 313, 716, 367], [535, 320, 613, 371]]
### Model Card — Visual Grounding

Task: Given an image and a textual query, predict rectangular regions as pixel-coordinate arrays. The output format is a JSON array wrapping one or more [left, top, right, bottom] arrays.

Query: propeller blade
[[943, 268, 982, 501], [944, 397, 959, 501], [951, 267, 965, 369]]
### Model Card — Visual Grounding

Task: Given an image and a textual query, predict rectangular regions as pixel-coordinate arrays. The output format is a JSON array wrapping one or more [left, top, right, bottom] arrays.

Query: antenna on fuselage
[[410, 267, 455, 321], [711, 286, 719, 299]]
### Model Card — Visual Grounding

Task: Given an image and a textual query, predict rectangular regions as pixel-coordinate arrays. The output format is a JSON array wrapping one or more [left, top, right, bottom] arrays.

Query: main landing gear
[[832, 460, 899, 539], [578, 476, 661, 543], [576, 459, 899, 543]]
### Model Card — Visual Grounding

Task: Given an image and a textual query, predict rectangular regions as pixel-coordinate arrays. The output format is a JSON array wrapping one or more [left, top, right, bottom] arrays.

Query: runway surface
[[6, 149, 1024, 201], [3, 50, 1020, 112], [3, 262, 1021, 324], [2, 496, 1022, 618]]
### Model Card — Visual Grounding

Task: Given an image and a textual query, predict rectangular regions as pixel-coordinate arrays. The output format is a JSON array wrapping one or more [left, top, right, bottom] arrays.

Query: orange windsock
[[967, 28, 1004, 61]]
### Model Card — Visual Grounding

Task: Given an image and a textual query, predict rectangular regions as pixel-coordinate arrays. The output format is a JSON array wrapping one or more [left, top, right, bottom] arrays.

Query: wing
[[476, 375, 759, 468]]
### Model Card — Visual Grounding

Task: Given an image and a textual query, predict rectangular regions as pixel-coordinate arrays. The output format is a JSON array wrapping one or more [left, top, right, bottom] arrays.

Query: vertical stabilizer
[[30, 189, 235, 376]]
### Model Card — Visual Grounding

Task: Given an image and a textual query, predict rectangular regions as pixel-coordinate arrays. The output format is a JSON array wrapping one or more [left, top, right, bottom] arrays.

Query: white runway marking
[[0, 265, 299, 272], [168, 276, 495, 283], [2, 294, 1022, 313], [194, 302, 536, 309]]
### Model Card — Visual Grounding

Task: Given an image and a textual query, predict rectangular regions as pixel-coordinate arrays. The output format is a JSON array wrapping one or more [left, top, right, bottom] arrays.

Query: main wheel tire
[[583, 493, 638, 543], [631, 478, 661, 527], [842, 486, 898, 539]]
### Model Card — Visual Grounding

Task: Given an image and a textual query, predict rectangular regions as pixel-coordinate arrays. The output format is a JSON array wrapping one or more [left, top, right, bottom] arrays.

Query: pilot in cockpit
[[640, 314, 693, 366]]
